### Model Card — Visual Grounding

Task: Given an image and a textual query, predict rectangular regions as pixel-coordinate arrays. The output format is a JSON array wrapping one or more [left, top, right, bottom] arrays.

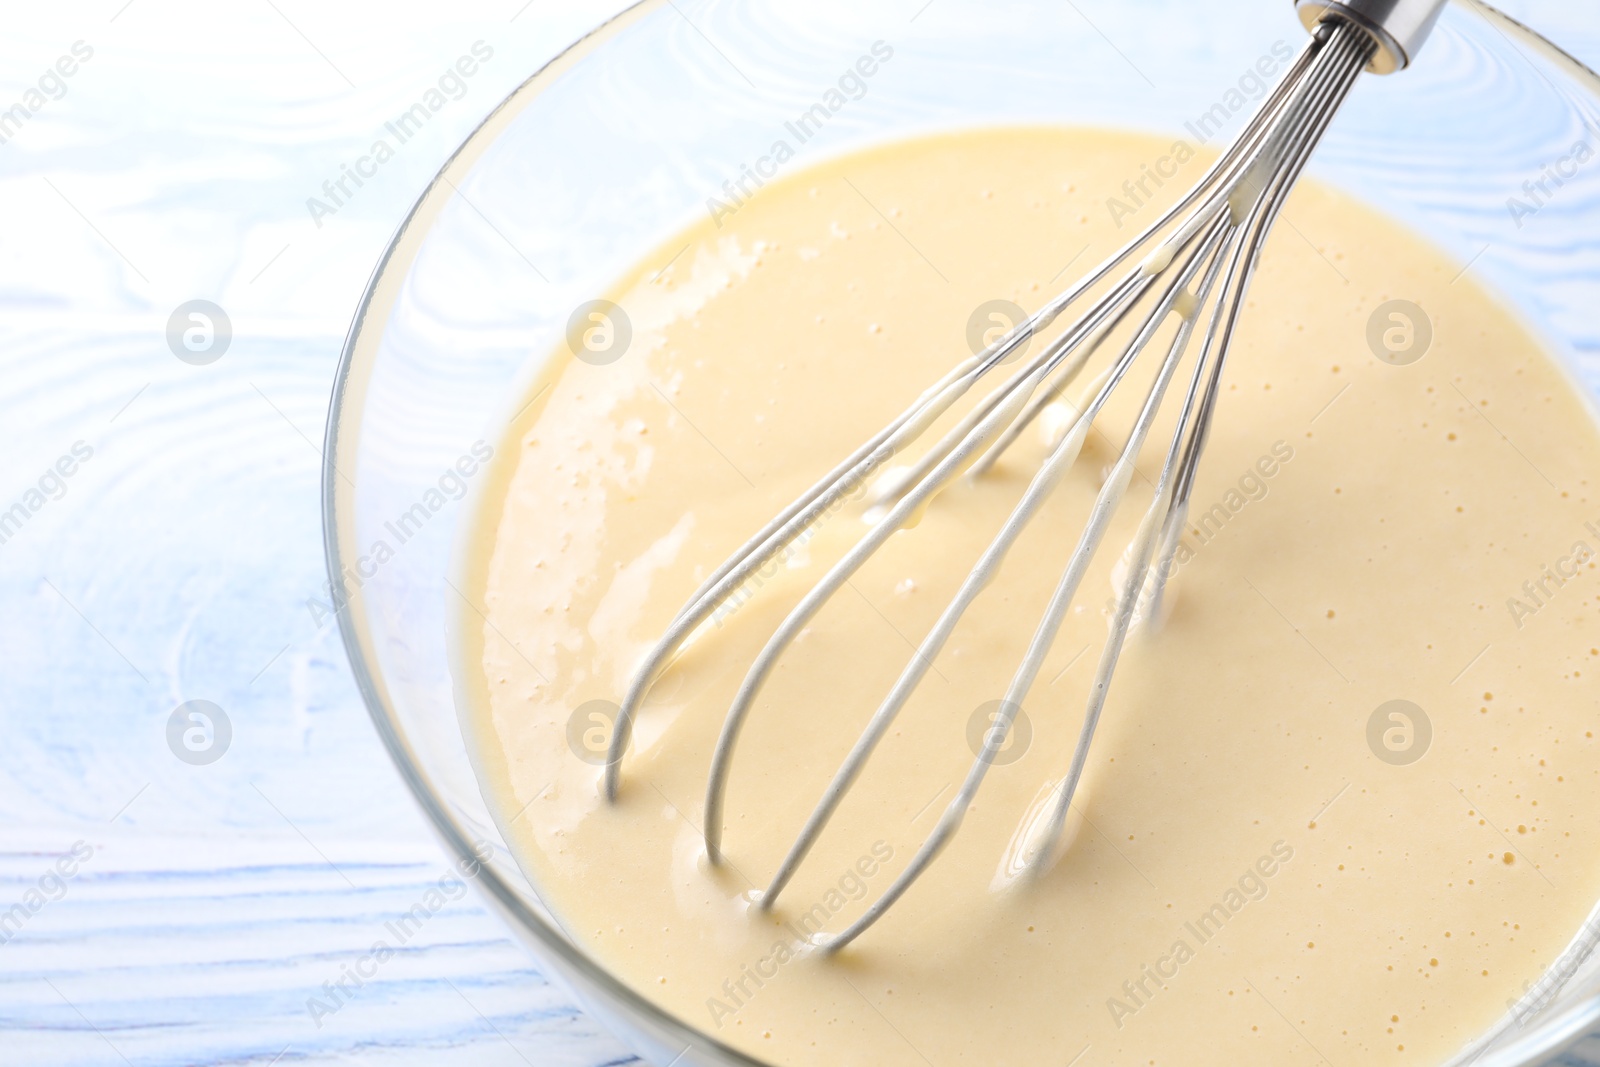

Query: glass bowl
[[321, 1, 1600, 1064]]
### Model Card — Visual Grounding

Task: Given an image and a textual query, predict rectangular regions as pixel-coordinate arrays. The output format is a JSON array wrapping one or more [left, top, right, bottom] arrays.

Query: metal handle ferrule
[[1296, 0, 1449, 73]]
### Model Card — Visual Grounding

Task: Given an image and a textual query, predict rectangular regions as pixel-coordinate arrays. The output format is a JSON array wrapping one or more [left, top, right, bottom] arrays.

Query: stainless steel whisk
[[605, 0, 1447, 951]]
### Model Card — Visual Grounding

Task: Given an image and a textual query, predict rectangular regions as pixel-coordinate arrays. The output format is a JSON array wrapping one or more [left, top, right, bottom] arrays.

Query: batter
[[450, 128, 1600, 1065]]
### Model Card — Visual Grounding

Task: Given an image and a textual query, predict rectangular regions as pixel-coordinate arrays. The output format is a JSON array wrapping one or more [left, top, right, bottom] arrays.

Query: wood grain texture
[[0, 3, 641, 1064]]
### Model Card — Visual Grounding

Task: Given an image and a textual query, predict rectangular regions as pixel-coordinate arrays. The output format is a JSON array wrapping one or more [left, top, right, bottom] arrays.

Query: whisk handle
[[1295, 0, 1449, 74]]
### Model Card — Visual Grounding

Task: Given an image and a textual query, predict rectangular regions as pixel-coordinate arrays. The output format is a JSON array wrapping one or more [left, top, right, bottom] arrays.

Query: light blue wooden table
[[1, 2, 1598, 1065]]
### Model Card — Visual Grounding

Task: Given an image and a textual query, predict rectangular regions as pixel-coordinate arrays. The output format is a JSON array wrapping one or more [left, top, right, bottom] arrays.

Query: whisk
[[605, 0, 1447, 951]]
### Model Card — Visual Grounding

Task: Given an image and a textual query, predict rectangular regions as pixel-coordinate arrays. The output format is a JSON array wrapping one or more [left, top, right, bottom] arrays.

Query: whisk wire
[[604, 26, 1336, 797], [819, 218, 1239, 950], [1031, 22, 1377, 865], [605, 16, 1386, 950]]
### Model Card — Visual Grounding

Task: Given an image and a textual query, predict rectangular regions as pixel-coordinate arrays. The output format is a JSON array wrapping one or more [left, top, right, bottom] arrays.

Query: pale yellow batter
[[450, 128, 1600, 1066]]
